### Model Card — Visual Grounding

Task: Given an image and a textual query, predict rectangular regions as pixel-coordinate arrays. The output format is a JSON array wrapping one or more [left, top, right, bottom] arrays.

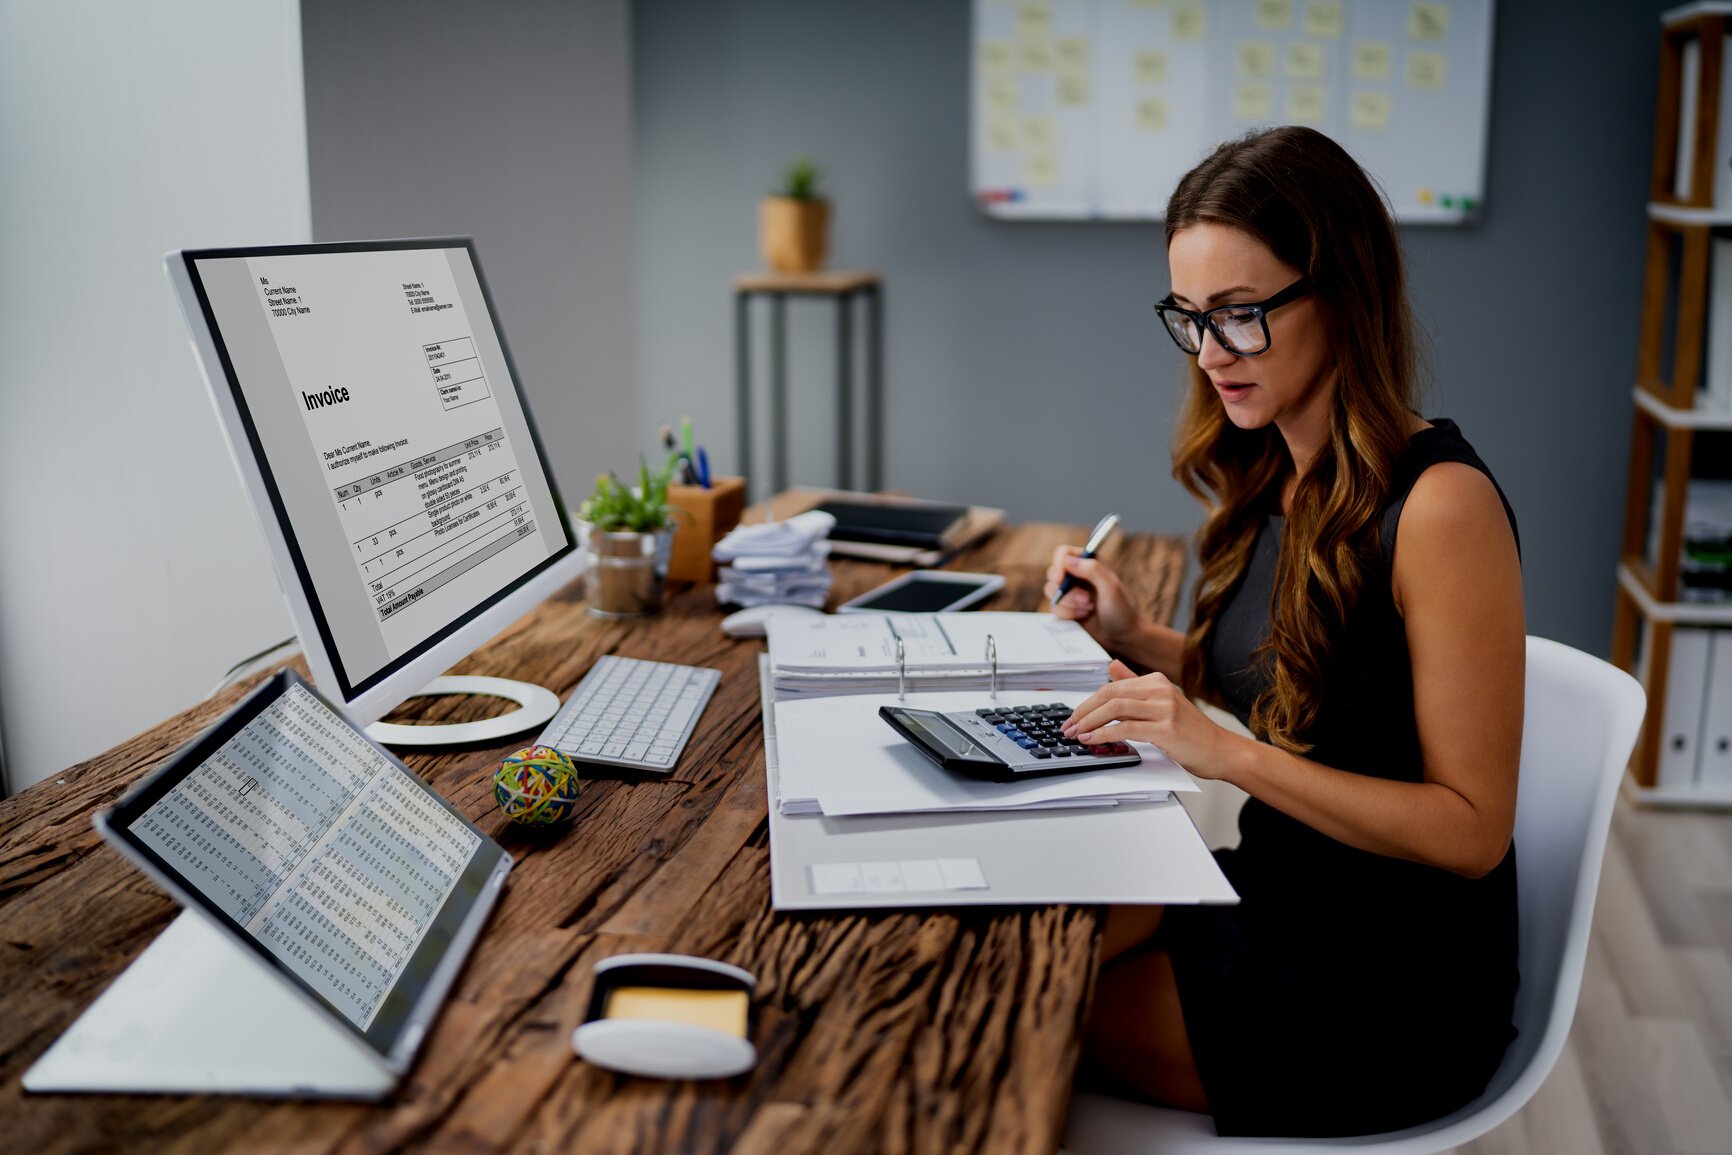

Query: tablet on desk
[[837, 570, 1006, 614], [90, 669, 511, 1081]]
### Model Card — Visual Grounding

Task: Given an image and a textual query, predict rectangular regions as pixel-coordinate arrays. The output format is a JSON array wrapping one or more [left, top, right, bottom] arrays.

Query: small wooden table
[[734, 271, 882, 498], [0, 511, 1187, 1155]]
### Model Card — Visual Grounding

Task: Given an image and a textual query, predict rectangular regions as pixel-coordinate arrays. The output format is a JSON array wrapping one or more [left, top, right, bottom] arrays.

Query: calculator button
[[1030, 747, 1051, 758], [1051, 747, 1072, 757], [1017, 738, 1039, 749], [1038, 737, 1058, 747], [996, 723, 1016, 734], [976, 708, 997, 717]]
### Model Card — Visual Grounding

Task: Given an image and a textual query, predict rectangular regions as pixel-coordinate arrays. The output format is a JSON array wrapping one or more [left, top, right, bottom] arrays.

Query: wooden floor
[[1442, 797, 1732, 1155]]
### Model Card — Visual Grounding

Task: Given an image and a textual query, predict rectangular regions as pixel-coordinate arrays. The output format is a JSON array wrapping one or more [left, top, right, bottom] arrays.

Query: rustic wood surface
[[0, 510, 1187, 1155]]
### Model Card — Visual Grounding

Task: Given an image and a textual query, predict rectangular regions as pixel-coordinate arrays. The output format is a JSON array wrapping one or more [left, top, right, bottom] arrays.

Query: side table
[[734, 270, 882, 498]]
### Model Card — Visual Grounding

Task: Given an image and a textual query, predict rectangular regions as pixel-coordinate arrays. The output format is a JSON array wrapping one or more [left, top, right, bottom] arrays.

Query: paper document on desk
[[772, 689, 1197, 818], [769, 612, 1110, 697]]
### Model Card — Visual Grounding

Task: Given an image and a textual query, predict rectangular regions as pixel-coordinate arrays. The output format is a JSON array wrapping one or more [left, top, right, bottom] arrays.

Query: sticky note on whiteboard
[[1137, 97, 1169, 131], [1135, 51, 1167, 85], [1407, 51, 1447, 89], [1286, 42, 1324, 79], [1351, 91, 1392, 131], [1286, 84, 1326, 124], [1171, 1, 1205, 41], [1234, 83, 1273, 121], [1254, 0, 1292, 30], [1352, 40, 1392, 80], [1304, 2, 1343, 38], [1238, 40, 1275, 77], [1409, 3, 1449, 40]]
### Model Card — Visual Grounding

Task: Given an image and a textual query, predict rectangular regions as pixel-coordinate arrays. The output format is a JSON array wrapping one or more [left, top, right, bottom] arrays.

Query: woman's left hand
[[1064, 660, 1237, 780]]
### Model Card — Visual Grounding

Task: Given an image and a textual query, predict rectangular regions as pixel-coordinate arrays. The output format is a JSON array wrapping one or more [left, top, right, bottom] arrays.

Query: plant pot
[[760, 197, 830, 273], [579, 523, 675, 618]]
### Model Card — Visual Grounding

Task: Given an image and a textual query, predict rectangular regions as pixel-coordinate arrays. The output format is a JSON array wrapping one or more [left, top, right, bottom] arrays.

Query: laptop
[[23, 670, 511, 1098]]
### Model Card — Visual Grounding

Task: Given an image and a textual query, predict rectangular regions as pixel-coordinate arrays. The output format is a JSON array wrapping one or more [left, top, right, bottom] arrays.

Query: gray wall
[[302, 0, 639, 502], [0, 0, 307, 792], [634, 0, 1672, 657]]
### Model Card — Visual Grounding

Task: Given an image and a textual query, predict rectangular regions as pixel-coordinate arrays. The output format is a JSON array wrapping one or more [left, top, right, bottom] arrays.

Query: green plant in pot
[[576, 454, 683, 618], [760, 156, 830, 273]]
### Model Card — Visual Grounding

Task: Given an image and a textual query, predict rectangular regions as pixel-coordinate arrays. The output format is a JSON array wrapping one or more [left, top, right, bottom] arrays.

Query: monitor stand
[[22, 910, 396, 1099], [364, 675, 561, 747]]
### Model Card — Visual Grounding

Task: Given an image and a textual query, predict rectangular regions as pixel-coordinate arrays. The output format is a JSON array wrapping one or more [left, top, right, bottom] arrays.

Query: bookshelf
[[1614, 3, 1732, 806]]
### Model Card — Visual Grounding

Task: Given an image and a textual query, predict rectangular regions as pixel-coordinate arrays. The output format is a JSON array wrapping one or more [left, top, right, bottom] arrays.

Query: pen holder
[[665, 476, 746, 583]]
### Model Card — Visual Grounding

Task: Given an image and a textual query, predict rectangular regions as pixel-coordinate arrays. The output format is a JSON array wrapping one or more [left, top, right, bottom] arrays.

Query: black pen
[[1051, 513, 1120, 606]]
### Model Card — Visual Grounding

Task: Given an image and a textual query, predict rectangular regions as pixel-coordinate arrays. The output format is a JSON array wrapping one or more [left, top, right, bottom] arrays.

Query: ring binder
[[896, 633, 997, 701]]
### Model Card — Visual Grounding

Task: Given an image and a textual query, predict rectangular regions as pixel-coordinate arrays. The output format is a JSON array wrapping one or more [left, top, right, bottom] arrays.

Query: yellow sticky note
[[1286, 84, 1326, 123], [1027, 150, 1060, 187], [1137, 97, 1169, 131], [1407, 51, 1447, 89], [1239, 41, 1275, 78], [1172, 1, 1205, 41], [986, 75, 1018, 113], [1058, 73, 1091, 105], [1417, 187, 1434, 204], [1409, 2, 1449, 41], [1135, 50, 1167, 85], [1234, 83, 1273, 121], [1255, 0, 1292, 29], [1017, 3, 1051, 44], [1353, 40, 1392, 80], [987, 116, 1019, 150], [1350, 90, 1391, 130], [1023, 114, 1056, 147], [1056, 37, 1088, 70], [1304, 2, 1343, 38], [981, 41, 1015, 73], [1287, 42, 1325, 79], [1021, 40, 1054, 69], [605, 987, 749, 1037]]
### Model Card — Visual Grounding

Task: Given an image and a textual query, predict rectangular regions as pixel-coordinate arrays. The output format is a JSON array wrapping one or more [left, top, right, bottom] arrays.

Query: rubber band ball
[[494, 745, 582, 825]]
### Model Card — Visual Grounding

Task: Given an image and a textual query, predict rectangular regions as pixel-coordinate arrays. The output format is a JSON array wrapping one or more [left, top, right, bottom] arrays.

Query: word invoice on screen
[[250, 249, 558, 658]]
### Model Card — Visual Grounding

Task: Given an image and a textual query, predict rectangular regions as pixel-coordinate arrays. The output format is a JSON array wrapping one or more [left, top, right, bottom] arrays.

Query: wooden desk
[[0, 517, 1186, 1155]]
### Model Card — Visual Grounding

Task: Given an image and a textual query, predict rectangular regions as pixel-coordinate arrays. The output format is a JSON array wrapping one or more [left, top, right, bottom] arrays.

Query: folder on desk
[[767, 611, 1110, 698], [758, 657, 1237, 912]]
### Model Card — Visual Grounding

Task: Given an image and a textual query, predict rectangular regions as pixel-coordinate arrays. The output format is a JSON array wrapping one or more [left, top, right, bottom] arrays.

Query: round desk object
[[572, 953, 758, 1080], [492, 745, 582, 825]]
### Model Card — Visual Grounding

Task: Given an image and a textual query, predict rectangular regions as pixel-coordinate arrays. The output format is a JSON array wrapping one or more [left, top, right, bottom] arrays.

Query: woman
[[1046, 126, 1524, 1138]]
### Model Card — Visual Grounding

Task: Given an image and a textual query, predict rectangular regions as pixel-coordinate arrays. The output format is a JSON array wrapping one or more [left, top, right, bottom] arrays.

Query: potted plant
[[760, 157, 829, 273], [576, 455, 683, 618]]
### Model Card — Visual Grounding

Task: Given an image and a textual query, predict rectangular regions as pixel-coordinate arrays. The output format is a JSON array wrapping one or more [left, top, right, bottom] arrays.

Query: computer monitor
[[167, 239, 585, 744]]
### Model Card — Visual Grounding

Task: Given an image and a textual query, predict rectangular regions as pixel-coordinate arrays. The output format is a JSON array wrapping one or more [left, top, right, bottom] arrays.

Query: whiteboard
[[971, 0, 1496, 224]]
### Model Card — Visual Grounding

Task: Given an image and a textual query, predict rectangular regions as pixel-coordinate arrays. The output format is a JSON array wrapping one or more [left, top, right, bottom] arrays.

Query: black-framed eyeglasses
[[1154, 277, 1313, 357]]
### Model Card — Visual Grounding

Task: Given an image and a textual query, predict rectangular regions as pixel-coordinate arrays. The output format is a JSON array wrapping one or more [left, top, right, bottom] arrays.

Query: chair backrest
[[1409, 635, 1645, 1147], [1063, 637, 1647, 1155]]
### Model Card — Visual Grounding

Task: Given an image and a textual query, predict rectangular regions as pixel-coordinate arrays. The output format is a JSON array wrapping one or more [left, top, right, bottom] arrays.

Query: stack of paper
[[713, 510, 835, 609], [767, 612, 1111, 698], [763, 667, 1198, 818]]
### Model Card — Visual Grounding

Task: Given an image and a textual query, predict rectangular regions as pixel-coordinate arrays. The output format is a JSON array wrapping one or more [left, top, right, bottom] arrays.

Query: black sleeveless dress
[[1161, 420, 1520, 1138]]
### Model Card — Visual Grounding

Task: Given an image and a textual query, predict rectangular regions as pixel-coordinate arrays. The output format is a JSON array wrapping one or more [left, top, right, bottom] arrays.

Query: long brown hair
[[1168, 126, 1422, 752]]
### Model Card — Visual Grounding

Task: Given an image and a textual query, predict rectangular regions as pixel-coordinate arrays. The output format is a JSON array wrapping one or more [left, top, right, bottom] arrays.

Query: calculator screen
[[886, 708, 991, 761]]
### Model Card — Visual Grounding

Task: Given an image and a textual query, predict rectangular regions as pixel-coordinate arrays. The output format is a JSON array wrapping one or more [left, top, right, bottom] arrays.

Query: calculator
[[878, 702, 1142, 783]]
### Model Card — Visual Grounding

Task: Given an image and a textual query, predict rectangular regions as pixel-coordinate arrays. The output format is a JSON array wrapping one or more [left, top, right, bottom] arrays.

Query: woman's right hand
[[1044, 546, 1143, 652]]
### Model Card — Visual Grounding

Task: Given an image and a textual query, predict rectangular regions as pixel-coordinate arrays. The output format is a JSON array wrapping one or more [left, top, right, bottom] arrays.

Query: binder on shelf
[[1699, 630, 1732, 789], [1674, 34, 1732, 212], [1707, 238, 1732, 413], [1659, 627, 1714, 788]]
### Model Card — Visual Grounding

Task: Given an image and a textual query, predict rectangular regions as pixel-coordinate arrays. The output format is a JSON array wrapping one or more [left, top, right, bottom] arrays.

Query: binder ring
[[987, 635, 998, 700], [897, 637, 908, 701]]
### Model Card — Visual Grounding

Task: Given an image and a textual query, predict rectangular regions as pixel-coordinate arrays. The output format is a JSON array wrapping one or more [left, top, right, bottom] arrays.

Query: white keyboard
[[534, 655, 722, 773]]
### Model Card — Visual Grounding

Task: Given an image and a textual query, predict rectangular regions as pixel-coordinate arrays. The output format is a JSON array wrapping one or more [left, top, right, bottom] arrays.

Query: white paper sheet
[[774, 689, 1197, 818]]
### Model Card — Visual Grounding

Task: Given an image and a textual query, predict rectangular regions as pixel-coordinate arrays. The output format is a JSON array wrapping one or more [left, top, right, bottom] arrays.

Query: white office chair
[[1065, 635, 1647, 1155]]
